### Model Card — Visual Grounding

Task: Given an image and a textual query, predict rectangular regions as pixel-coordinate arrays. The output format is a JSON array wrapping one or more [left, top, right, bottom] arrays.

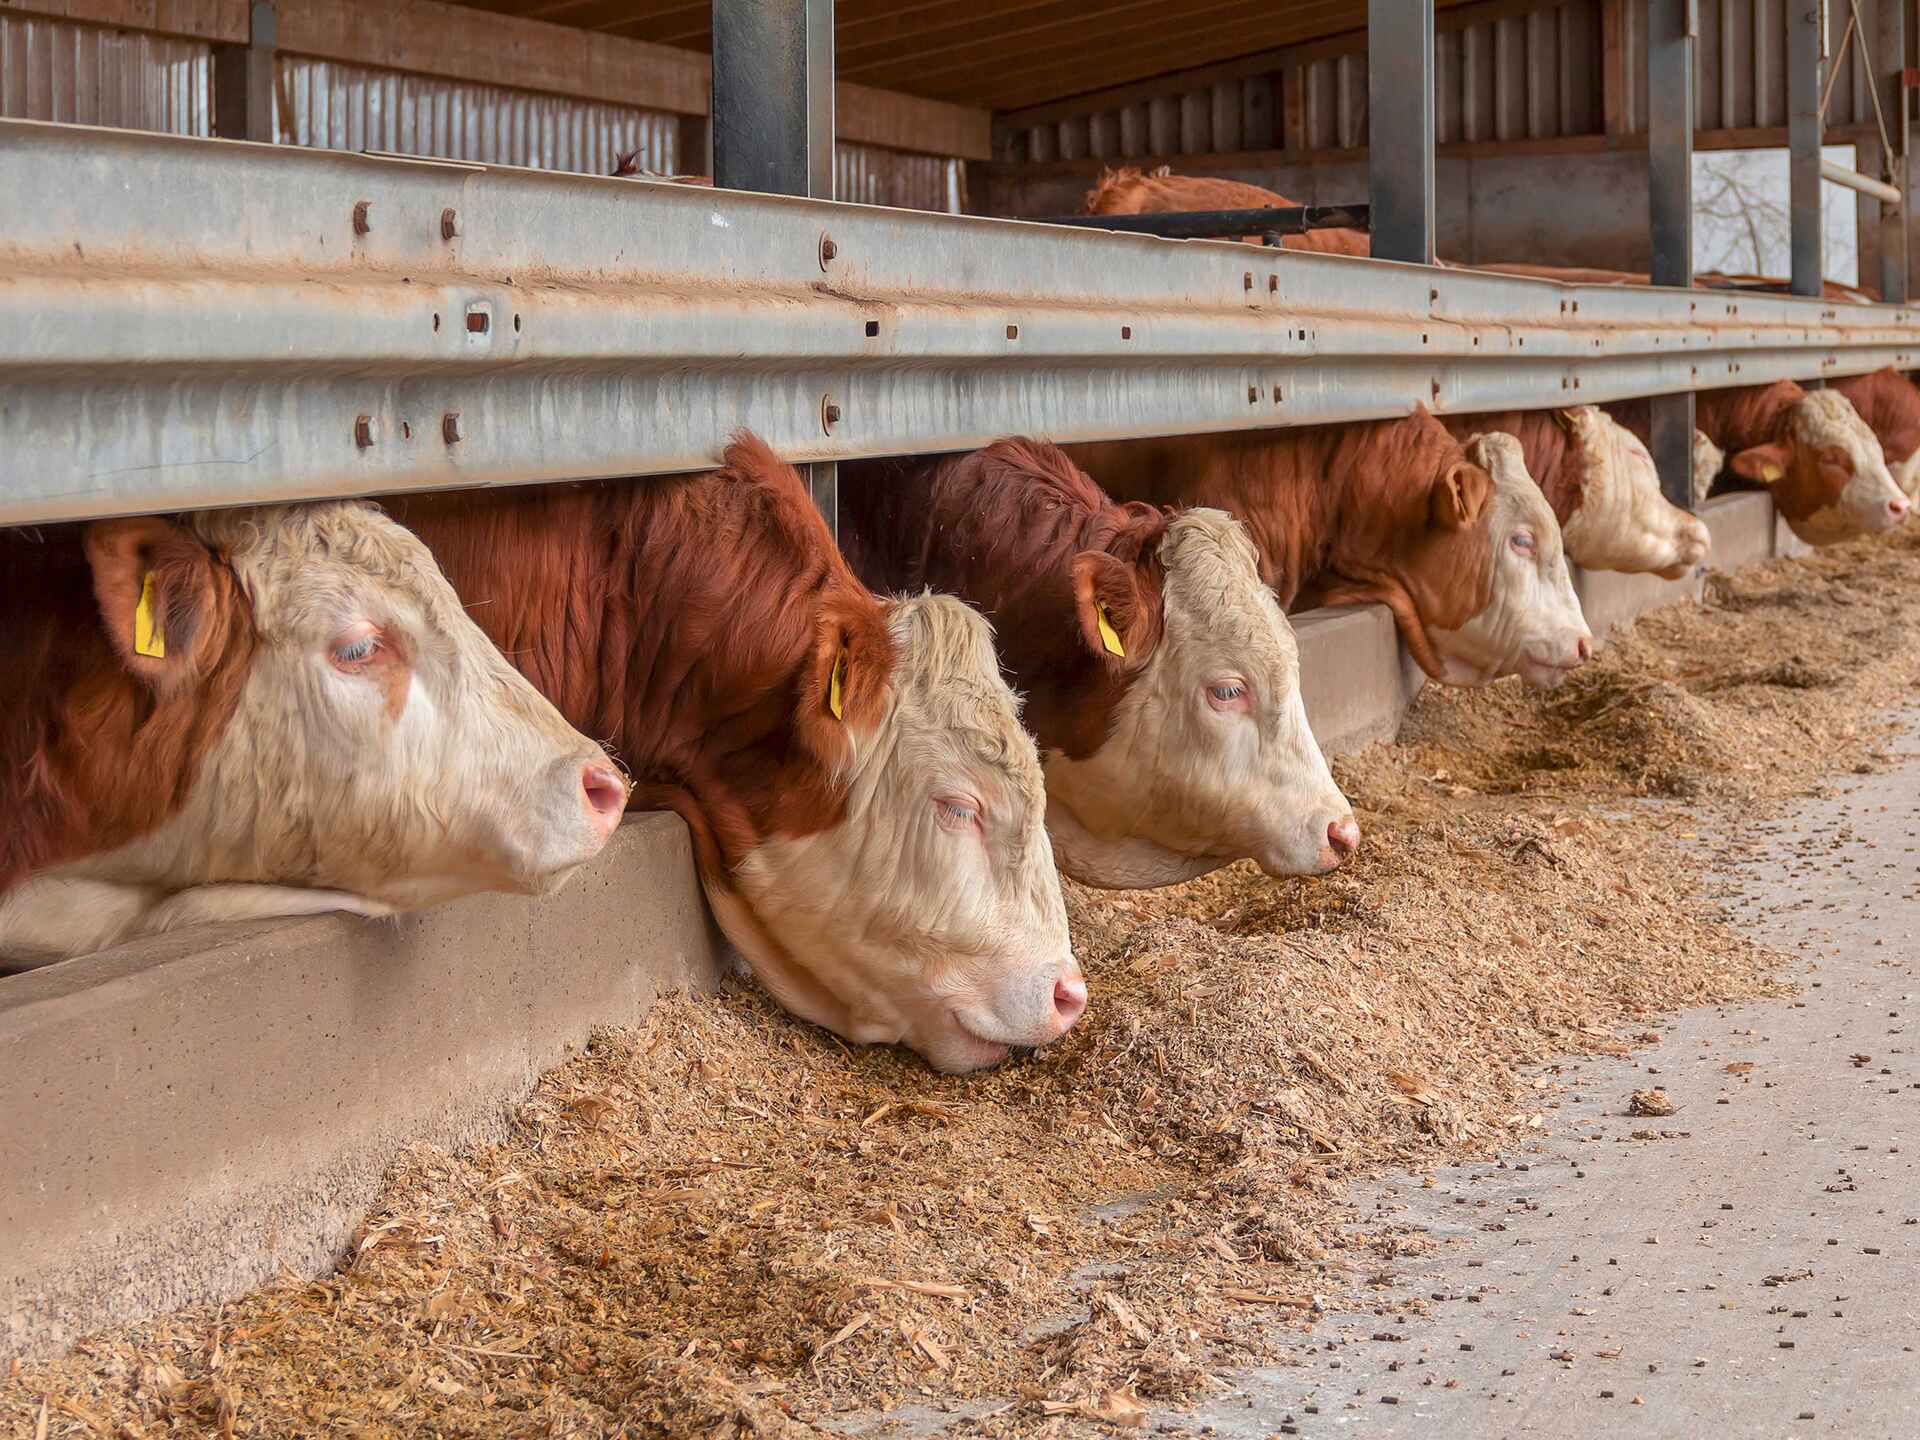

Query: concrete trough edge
[[0, 491, 1784, 1360]]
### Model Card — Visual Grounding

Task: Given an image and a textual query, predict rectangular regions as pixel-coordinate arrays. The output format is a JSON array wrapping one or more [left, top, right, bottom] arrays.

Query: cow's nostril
[[1327, 815, 1361, 859], [582, 763, 628, 833], [1891, 497, 1910, 521], [1053, 975, 1088, 1030], [1576, 635, 1594, 663]]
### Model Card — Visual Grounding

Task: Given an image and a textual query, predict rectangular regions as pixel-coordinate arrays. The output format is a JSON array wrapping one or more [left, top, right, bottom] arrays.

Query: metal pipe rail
[[5, 120, 1920, 528], [1821, 158, 1904, 205], [1026, 206, 1372, 244]]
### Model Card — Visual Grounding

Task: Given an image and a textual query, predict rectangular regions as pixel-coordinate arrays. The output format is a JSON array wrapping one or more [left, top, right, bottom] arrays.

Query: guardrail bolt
[[355, 414, 378, 448], [819, 235, 838, 270], [441, 207, 460, 241], [821, 396, 842, 433], [442, 411, 465, 444], [353, 201, 373, 235]]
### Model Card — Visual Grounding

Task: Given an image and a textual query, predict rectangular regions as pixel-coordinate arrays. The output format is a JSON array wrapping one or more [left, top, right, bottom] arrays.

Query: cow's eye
[[1206, 680, 1249, 709], [934, 796, 982, 831], [1509, 530, 1537, 557], [331, 624, 381, 668]]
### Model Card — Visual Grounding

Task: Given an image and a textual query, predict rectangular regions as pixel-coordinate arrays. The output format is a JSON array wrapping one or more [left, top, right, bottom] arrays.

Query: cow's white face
[[1557, 407, 1711, 580], [1739, 390, 1912, 543], [123, 502, 627, 907], [707, 593, 1083, 1075], [1692, 429, 1726, 508], [1432, 433, 1594, 689], [1043, 510, 1357, 888]]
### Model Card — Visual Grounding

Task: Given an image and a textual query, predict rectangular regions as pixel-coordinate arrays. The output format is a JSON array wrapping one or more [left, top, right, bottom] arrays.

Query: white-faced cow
[[1068, 411, 1593, 689], [395, 436, 1083, 1074], [2, 503, 628, 965], [1441, 407, 1710, 579], [1831, 369, 1920, 502], [840, 440, 1358, 891]]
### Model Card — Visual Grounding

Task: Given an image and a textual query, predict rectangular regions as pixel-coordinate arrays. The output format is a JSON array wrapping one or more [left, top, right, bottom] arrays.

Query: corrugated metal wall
[[1005, 0, 1894, 163], [0, 13, 209, 135], [0, 15, 963, 211]]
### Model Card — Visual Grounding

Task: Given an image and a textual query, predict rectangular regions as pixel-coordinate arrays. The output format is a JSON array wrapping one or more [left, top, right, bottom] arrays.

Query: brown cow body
[[1065, 411, 1591, 687], [1832, 369, 1920, 500], [839, 440, 1356, 888], [396, 437, 1082, 1073], [1083, 166, 1370, 255]]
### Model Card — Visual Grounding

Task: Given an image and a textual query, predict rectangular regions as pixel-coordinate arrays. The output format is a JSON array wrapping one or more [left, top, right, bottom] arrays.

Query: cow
[[394, 436, 1083, 1074], [1441, 407, 1710, 579], [1083, 166, 1371, 255], [611, 153, 712, 184], [1, 503, 628, 966], [1831, 369, 1920, 502], [1066, 412, 1593, 689], [1608, 381, 1909, 544], [838, 440, 1358, 891], [1693, 429, 1727, 508]]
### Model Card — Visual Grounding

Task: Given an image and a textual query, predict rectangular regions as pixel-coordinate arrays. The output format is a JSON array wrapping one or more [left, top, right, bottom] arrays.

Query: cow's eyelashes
[[1509, 530, 1537, 557], [330, 623, 382, 669], [1206, 679, 1250, 710], [934, 796, 982, 831]]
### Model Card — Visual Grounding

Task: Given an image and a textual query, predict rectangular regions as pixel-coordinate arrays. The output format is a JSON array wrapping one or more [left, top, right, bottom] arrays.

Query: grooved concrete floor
[[1172, 721, 1920, 1440]]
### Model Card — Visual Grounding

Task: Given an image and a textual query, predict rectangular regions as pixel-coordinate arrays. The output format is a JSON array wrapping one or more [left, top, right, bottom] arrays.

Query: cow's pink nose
[[1327, 815, 1361, 860], [1890, 496, 1910, 522], [582, 763, 628, 836], [1575, 635, 1593, 663], [1053, 975, 1088, 1031]]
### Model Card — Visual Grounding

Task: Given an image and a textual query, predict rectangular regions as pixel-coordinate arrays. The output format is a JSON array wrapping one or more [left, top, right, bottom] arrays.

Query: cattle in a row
[[2, 503, 628, 964], [839, 440, 1358, 890]]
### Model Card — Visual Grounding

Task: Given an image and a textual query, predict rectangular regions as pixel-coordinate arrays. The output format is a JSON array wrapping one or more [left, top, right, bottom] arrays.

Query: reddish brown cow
[[1831, 369, 1920, 500], [1608, 381, 1908, 543], [1083, 166, 1371, 255], [839, 440, 1357, 889], [1439, 407, 1709, 578], [3, 505, 625, 964], [1065, 411, 1591, 688], [394, 436, 1082, 1073]]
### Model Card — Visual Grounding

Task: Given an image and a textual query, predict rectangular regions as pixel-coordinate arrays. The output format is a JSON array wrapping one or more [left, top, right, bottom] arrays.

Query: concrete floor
[[1170, 722, 1920, 1440]]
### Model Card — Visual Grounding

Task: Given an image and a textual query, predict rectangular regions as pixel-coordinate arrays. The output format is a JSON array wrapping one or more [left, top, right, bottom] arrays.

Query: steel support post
[[711, 0, 838, 529], [211, 1, 277, 144], [1648, 0, 1698, 510], [1789, 0, 1826, 298], [1367, 0, 1436, 264], [1876, 0, 1909, 303]]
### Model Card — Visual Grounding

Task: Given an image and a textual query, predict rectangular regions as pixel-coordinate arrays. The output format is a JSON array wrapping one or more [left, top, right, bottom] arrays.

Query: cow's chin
[[915, 1012, 1017, 1073], [1516, 654, 1584, 690]]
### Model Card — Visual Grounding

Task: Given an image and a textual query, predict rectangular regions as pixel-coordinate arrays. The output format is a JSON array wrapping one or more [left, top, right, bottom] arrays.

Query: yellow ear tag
[[828, 649, 846, 720], [1761, 463, 1784, 482], [134, 571, 165, 659], [1095, 603, 1126, 658]]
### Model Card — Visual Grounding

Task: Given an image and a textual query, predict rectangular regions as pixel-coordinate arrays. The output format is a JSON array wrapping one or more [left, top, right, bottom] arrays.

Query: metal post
[[1876, 0, 1909, 302], [1648, 0, 1698, 510], [712, 0, 838, 528], [212, 1, 277, 144], [1789, 0, 1826, 298], [1367, 0, 1436, 264]]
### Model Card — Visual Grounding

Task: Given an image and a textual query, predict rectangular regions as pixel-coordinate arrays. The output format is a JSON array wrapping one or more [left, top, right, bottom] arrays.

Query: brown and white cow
[[1609, 382, 1909, 544], [839, 440, 1358, 891], [1068, 412, 1592, 688], [1441, 407, 1710, 579], [1083, 166, 1372, 255], [1832, 369, 1920, 502], [1, 503, 627, 965], [395, 436, 1082, 1074], [1692, 429, 1727, 508]]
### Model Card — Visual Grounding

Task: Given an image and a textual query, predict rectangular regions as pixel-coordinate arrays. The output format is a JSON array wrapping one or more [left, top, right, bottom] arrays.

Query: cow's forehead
[[1474, 433, 1562, 540], [1159, 510, 1298, 667], [888, 593, 1043, 784], [195, 501, 464, 627], [1794, 390, 1878, 452]]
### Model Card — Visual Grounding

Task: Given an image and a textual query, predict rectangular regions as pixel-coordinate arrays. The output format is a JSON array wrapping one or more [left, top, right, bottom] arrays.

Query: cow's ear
[[83, 517, 222, 695], [798, 603, 892, 766], [1069, 551, 1160, 670], [1728, 442, 1792, 486], [1429, 460, 1494, 529]]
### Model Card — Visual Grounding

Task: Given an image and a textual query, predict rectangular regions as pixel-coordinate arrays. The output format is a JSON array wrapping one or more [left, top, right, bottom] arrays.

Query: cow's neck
[[0, 527, 255, 897], [1698, 381, 1803, 449]]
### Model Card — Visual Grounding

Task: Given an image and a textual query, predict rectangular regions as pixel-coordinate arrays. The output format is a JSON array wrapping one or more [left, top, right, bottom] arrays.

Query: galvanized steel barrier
[[5, 117, 1920, 527]]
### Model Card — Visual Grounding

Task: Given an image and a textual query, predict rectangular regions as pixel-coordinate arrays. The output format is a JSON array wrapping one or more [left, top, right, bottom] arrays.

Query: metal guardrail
[[5, 119, 1920, 526]]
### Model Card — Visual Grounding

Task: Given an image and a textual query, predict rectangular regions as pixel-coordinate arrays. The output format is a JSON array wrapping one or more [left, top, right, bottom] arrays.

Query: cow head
[[93, 503, 627, 907], [1421, 433, 1593, 688], [1043, 508, 1357, 888], [1729, 388, 1910, 543], [1692, 429, 1727, 509], [1554, 406, 1711, 580], [702, 592, 1083, 1075]]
